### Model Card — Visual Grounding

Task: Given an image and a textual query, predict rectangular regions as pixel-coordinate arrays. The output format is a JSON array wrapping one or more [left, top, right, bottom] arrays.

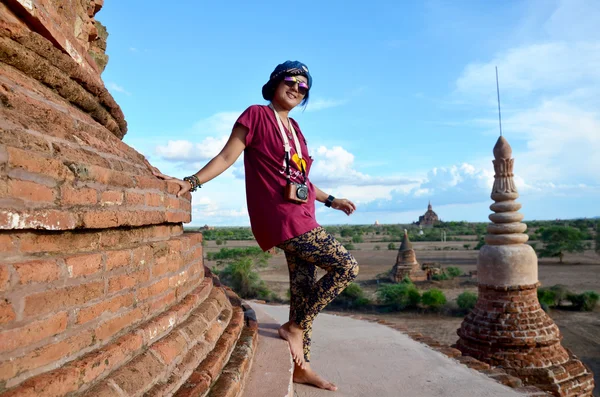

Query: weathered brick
[[124, 191, 144, 205], [65, 253, 103, 277], [18, 231, 98, 254], [3, 367, 80, 397], [151, 331, 188, 365], [0, 264, 10, 291], [166, 211, 190, 223], [106, 249, 131, 270], [75, 333, 143, 383], [167, 197, 179, 209], [135, 175, 166, 191], [178, 372, 211, 397], [145, 192, 164, 207], [148, 291, 176, 314], [0, 209, 78, 230], [108, 269, 150, 293], [100, 190, 123, 206], [0, 312, 68, 353], [60, 185, 97, 205], [132, 245, 153, 268], [0, 330, 94, 382], [0, 234, 16, 254], [14, 259, 60, 284], [24, 281, 104, 317], [7, 146, 74, 182], [137, 278, 170, 301], [77, 292, 135, 324], [110, 352, 164, 395], [0, 298, 16, 324], [82, 210, 119, 228], [95, 308, 143, 341], [9, 179, 55, 202]]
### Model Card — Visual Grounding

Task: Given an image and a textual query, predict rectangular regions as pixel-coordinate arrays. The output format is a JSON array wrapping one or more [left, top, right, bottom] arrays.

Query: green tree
[[538, 226, 585, 263], [457, 291, 477, 311], [422, 289, 447, 310], [387, 242, 396, 250]]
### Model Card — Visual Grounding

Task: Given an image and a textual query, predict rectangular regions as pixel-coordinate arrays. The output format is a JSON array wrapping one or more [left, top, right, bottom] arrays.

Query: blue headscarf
[[262, 60, 312, 101]]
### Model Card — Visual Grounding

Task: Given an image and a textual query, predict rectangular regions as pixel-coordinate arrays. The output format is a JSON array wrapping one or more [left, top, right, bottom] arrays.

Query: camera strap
[[269, 104, 306, 184]]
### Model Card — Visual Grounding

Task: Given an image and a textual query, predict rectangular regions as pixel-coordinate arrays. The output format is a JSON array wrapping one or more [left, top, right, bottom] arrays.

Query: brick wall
[[0, 4, 256, 396]]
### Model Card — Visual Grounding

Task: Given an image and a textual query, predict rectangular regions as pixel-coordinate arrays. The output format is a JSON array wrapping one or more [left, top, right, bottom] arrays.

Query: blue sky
[[99, 0, 600, 226]]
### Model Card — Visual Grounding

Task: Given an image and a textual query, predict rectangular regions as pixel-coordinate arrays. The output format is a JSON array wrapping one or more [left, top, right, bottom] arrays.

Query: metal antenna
[[495, 66, 503, 137]]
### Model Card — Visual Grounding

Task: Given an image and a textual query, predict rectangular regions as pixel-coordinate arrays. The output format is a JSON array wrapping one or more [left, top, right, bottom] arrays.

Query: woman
[[151, 60, 359, 391]]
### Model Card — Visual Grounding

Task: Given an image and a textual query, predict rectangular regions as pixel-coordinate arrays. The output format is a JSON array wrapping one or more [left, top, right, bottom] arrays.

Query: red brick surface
[[457, 284, 594, 396], [0, 6, 255, 396]]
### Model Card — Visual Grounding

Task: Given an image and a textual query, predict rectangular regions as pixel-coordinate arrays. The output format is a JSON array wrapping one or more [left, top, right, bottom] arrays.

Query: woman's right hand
[[144, 158, 192, 197]]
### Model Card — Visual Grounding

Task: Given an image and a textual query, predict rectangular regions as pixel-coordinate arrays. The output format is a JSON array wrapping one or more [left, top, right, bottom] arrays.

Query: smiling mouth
[[286, 92, 297, 99]]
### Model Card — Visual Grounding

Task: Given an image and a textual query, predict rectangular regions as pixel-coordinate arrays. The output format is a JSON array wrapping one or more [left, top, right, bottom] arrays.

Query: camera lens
[[296, 185, 308, 200]]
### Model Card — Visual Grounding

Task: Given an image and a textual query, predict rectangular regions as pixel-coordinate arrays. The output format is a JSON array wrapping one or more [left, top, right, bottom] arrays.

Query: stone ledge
[[243, 302, 294, 397]]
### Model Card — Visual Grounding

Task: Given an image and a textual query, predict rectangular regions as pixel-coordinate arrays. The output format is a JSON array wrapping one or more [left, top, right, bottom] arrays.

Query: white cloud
[[155, 136, 228, 162], [107, 82, 131, 96], [310, 146, 416, 187], [154, 111, 242, 164], [191, 196, 248, 218]]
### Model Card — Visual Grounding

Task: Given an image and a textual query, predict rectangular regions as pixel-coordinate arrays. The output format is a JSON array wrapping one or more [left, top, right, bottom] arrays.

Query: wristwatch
[[325, 195, 335, 208]]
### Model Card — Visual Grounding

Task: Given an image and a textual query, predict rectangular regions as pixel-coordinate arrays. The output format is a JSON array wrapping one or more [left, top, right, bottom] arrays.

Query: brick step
[[1, 275, 223, 396], [82, 284, 239, 396], [243, 302, 294, 397], [0, 230, 204, 390], [206, 324, 258, 397]]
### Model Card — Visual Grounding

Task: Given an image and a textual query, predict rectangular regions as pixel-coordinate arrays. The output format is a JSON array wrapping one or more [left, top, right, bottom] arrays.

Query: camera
[[284, 182, 308, 204]]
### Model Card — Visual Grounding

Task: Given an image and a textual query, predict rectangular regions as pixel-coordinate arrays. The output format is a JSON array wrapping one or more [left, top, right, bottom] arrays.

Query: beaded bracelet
[[183, 175, 201, 192]]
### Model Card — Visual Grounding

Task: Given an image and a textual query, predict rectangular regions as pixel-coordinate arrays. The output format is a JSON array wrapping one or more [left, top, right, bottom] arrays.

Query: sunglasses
[[283, 76, 309, 96]]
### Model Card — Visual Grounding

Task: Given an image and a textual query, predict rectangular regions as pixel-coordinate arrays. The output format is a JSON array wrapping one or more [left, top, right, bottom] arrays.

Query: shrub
[[344, 242, 356, 250], [463, 244, 471, 250], [432, 272, 449, 281], [421, 289, 447, 310], [218, 257, 271, 299], [568, 291, 599, 311], [377, 283, 421, 310], [538, 288, 557, 311], [549, 284, 570, 306], [474, 237, 485, 250], [446, 267, 462, 278], [352, 234, 364, 243], [215, 239, 224, 246], [374, 245, 381, 251], [387, 242, 396, 250], [333, 283, 370, 309], [457, 291, 477, 311]]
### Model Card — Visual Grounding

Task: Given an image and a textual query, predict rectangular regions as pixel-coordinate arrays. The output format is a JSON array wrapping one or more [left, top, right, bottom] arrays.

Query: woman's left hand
[[331, 198, 356, 216]]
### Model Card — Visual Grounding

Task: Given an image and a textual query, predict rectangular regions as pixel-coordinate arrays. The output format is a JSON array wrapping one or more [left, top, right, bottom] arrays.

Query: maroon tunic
[[235, 105, 319, 250]]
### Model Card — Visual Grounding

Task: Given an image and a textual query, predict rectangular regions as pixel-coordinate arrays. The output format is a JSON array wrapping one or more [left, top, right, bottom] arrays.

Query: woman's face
[[272, 75, 308, 110]]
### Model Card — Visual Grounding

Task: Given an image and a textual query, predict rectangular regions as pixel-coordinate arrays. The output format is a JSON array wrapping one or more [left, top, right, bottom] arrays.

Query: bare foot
[[293, 363, 338, 391], [278, 321, 305, 368]]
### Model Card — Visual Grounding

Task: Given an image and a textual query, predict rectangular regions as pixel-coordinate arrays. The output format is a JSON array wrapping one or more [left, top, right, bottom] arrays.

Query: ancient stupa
[[456, 137, 594, 396], [0, 1, 256, 396], [390, 230, 427, 282]]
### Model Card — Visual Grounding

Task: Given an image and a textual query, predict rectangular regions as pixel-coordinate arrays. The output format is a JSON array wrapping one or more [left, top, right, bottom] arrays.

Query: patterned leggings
[[277, 227, 359, 362]]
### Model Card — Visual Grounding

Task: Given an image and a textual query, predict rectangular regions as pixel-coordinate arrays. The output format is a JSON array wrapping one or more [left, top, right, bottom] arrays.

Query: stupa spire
[[456, 137, 594, 396]]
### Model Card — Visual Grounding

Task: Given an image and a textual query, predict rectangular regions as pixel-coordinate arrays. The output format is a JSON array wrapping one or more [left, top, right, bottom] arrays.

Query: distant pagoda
[[390, 230, 427, 282], [417, 201, 439, 228]]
